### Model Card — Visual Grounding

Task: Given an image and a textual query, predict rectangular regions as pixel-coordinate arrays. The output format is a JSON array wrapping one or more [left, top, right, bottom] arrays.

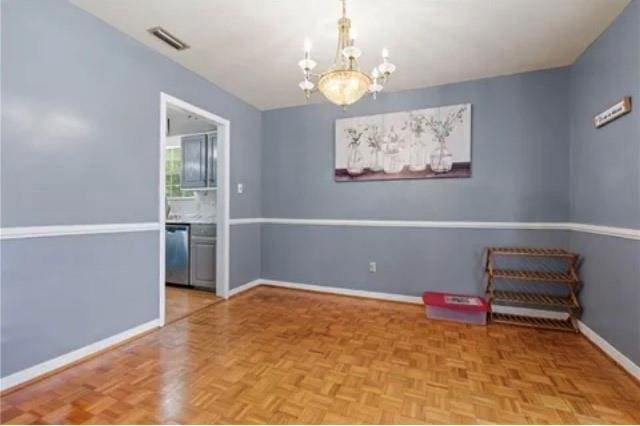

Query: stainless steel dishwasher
[[165, 224, 190, 285]]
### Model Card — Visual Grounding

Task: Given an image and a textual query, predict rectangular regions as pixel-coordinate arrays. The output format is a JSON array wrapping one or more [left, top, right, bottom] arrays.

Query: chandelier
[[297, 0, 396, 107]]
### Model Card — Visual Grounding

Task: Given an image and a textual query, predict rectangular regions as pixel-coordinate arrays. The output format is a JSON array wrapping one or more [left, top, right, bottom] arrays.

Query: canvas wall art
[[335, 103, 471, 181]]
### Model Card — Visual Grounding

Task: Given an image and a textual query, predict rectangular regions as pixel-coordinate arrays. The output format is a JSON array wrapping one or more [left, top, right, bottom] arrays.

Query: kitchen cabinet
[[207, 132, 217, 188], [190, 224, 216, 290], [181, 132, 217, 189], [181, 134, 207, 188]]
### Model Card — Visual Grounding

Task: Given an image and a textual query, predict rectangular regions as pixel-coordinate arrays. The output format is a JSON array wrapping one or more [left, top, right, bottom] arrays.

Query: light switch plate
[[369, 261, 377, 273], [237, 183, 244, 194]]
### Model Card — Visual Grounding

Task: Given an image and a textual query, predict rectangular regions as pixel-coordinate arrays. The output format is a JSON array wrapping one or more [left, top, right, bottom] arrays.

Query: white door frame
[[159, 92, 231, 326]]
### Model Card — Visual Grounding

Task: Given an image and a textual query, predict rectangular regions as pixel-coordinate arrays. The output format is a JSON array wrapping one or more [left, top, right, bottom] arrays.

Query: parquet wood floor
[[165, 286, 221, 325], [2, 285, 639, 424]]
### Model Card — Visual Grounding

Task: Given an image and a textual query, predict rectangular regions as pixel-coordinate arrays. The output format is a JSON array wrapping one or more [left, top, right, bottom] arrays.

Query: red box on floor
[[422, 291, 488, 325]]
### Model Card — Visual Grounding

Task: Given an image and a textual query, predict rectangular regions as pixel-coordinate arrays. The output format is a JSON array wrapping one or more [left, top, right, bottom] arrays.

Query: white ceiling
[[167, 104, 217, 137], [71, 0, 629, 110]]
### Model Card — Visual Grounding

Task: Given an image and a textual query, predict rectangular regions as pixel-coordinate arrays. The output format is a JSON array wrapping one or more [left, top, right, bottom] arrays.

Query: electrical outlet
[[369, 261, 377, 273], [237, 183, 244, 194]]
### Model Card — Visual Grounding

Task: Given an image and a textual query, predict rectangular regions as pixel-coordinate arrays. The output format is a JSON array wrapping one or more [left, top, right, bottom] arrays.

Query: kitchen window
[[165, 147, 194, 198]]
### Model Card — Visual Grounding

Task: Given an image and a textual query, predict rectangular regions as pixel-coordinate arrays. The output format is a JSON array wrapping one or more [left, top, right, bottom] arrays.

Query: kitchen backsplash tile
[[167, 190, 216, 220]]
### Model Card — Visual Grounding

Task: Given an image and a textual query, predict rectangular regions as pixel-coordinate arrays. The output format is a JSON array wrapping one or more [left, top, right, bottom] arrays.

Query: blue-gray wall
[[1, 0, 261, 377], [1, 0, 262, 226], [262, 225, 569, 296], [263, 68, 570, 222], [261, 68, 572, 294], [230, 223, 261, 289], [569, 0, 639, 230], [568, 0, 639, 364], [1, 233, 159, 376]]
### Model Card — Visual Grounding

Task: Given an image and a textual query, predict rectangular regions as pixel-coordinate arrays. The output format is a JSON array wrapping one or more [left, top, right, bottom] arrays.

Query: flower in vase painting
[[381, 126, 404, 174], [344, 125, 368, 175], [366, 124, 384, 171], [402, 113, 428, 139], [402, 113, 429, 172], [423, 105, 467, 143], [334, 102, 470, 182], [423, 105, 468, 173]]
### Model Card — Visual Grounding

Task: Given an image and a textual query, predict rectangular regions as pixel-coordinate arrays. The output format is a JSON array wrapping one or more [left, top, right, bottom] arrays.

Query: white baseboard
[[260, 278, 423, 304], [227, 279, 262, 297], [0, 318, 161, 392], [578, 320, 640, 380]]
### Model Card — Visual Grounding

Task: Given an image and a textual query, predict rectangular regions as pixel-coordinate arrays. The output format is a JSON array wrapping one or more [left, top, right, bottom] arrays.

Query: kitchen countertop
[[166, 218, 216, 225]]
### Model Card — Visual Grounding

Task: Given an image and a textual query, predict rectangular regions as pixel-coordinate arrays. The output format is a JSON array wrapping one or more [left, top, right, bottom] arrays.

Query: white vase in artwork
[[366, 127, 384, 172], [347, 143, 365, 175], [381, 126, 404, 174], [430, 139, 453, 173], [408, 140, 427, 172], [382, 142, 403, 173], [383, 152, 403, 174], [369, 148, 384, 171], [403, 114, 427, 172], [344, 126, 367, 175]]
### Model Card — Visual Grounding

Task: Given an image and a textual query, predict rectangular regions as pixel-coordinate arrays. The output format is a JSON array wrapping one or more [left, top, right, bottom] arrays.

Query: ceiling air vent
[[147, 26, 189, 51]]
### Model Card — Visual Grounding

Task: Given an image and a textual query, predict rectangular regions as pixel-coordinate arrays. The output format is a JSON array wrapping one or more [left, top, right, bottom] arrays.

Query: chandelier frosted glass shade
[[318, 69, 372, 106]]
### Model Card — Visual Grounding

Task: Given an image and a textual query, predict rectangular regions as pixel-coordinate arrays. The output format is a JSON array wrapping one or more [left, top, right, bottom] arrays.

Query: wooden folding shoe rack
[[485, 247, 581, 332]]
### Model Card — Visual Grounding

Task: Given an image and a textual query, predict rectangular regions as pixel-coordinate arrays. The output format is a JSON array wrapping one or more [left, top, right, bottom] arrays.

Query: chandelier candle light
[[298, 0, 396, 107]]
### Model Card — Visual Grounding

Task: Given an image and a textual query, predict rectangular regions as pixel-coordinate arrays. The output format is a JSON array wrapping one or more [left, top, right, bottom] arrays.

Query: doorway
[[159, 93, 230, 326]]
